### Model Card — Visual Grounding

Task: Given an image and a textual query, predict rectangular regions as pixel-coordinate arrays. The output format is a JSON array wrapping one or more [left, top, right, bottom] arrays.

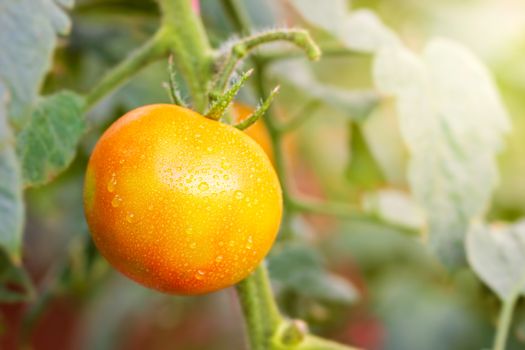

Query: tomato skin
[[84, 104, 282, 295], [232, 103, 274, 163]]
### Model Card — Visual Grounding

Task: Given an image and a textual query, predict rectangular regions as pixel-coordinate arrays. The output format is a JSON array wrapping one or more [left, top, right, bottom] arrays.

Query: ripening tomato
[[232, 103, 274, 163], [84, 104, 282, 295]]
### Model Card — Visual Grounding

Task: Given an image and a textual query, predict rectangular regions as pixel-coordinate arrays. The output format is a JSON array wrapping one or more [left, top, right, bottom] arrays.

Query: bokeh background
[[2, 0, 525, 349]]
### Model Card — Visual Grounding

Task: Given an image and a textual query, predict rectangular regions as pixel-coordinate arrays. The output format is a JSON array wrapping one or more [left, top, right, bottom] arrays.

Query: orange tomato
[[232, 103, 274, 163], [84, 104, 282, 295]]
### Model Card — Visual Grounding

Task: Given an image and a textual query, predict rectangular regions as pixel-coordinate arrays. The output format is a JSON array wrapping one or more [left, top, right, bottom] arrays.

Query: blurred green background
[[2, 0, 525, 349]]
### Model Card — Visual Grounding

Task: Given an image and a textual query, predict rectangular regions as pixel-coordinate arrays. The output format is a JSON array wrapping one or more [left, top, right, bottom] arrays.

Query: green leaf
[[0, 249, 34, 303], [0, 83, 24, 262], [374, 39, 510, 267], [269, 60, 379, 121], [288, 0, 399, 53], [0, 0, 75, 125], [16, 91, 86, 187], [467, 221, 525, 301], [268, 243, 358, 305]]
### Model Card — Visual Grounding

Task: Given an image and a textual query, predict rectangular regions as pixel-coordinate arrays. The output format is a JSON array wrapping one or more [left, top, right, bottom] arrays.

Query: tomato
[[232, 103, 274, 163], [84, 104, 282, 295]]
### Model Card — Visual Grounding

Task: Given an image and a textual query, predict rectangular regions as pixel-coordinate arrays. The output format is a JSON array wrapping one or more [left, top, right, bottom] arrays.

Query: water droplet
[[229, 240, 235, 247], [119, 159, 125, 165], [195, 270, 205, 280], [190, 242, 196, 249], [221, 160, 231, 170], [234, 190, 244, 200], [218, 241, 224, 247], [111, 195, 122, 207], [126, 212, 135, 223], [215, 255, 223, 263], [207, 146, 213, 152], [107, 173, 117, 192], [246, 236, 253, 250], [140, 154, 145, 160], [198, 182, 209, 191], [148, 204, 154, 211]]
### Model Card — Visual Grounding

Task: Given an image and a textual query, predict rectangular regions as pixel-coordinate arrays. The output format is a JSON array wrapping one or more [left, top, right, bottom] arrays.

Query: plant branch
[[290, 197, 419, 235], [235, 86, 280, 130], [493, 276, 525, 350], [214, 29, 320, 93], [84, 31, 168, 110], [236, 264, 283, 350], [157, 0, 214, 112], [205, 69, 253, 120]]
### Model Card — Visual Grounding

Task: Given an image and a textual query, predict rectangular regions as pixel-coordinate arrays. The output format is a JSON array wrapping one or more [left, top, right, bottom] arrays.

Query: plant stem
[[214, 29, 320, 93], [84, 32, 168, 110], [157, 0, 214, 112], [235, 86, 280, 130], [493, 277, 525, 350], [236, 264, 283, 350]]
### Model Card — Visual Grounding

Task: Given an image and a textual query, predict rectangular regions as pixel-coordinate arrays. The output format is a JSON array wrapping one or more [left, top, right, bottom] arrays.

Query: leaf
[[16, 91, 86, 187], [288, 0, 399, 53], [467, 221, 525, 301], [374, 39, 510, 267], [0, 0, 75, 125], [363, 189, 425, 231], [287, 0, 348, 36], [0, 249, 34, 303], [0, 83, 24, 262], [268, 243, 358, 305], [269, 60, 379, 121]]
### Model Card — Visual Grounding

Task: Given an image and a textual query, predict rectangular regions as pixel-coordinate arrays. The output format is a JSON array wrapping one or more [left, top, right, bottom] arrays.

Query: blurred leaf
[[362, 189, 424, 231], [0, 0, 75, 125], [374, 271, 489, 350], [374, 39, 510, 267], [0, 249, 34, 303], [0, 84, 24, 262], [268, 243, 358, 305], [288, 0, 399, 53], [345, 121, 385, 191], [270, 60, 379, 121], [467, 221, 525, 301], [16, 91, 86, 187]]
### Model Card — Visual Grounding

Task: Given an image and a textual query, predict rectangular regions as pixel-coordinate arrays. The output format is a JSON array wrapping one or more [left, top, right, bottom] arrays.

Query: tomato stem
[[213, 29, 321, 94], [205, 69, 253, 120], [157, 0, 214, 112], [236, 264, 283, 350], [234, 86, 280, 130]]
